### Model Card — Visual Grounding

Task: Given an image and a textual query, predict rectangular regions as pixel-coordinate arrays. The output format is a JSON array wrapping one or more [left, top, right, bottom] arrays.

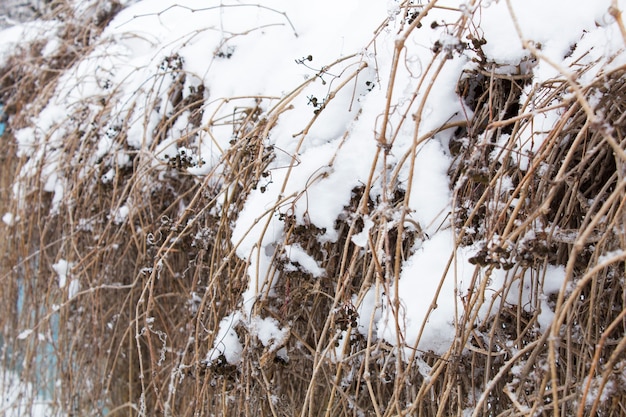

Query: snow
[[378, 230, 461, 354], [250, 316, 289, 352], [207, 312, 243, 365], [52, 259, 72, 289], [1, 0, 625, 409], [0, 369, 55, 417], [354, 285, 382, 336], [17, 329, 33, 340], [479, 0, 611, 65], [283, 244, 325, 278], [351, 216, 374, 247], [407, 140, 453, 234], [2, 212, 15, 226]]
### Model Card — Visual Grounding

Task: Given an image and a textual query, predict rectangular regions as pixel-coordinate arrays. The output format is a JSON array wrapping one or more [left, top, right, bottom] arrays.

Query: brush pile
[[1, 1, 625, 416]]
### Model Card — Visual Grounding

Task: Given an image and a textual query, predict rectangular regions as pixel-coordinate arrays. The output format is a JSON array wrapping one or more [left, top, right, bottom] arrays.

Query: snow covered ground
[[1, 0, 625, 414]]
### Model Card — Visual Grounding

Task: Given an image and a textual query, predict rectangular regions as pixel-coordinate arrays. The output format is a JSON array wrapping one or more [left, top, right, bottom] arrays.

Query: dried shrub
[[1, 1, 625, 416]]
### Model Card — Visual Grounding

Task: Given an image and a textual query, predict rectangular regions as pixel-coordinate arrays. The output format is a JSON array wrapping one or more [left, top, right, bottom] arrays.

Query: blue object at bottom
[[0, 103, 5, 135]]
